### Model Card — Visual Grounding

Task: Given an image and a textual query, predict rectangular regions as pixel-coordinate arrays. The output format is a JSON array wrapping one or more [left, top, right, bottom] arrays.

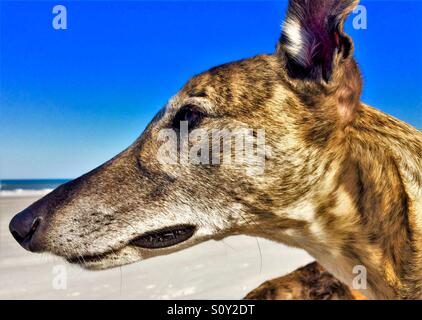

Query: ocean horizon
[[0, 179, 71, 197]]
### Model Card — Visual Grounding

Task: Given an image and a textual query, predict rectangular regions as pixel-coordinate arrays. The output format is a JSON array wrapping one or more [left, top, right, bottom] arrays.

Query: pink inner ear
[[281, 0, 358, 81]]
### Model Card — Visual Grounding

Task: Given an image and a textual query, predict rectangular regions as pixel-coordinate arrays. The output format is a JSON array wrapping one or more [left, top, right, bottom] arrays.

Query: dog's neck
[[256, 104, 422, 299]]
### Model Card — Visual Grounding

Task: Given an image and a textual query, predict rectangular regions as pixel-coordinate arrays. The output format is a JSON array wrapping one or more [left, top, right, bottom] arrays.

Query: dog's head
[[10, 0, 362, 269]]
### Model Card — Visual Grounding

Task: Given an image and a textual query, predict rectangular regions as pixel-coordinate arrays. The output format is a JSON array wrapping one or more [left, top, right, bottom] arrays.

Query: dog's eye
[[172, 105, 203, 129]]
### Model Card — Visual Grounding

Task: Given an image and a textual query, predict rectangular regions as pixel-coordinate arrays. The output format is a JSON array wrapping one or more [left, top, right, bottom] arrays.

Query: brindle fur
[[9, 0, 422, 299], [245, 262, 367, 300]]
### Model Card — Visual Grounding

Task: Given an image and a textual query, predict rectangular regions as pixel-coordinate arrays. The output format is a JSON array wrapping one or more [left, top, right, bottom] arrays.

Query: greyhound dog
[[9, 0, 422, 299]]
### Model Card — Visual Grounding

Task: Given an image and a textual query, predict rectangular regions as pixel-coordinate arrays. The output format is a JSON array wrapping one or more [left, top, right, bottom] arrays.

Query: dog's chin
[[66, 224, 198, 270]]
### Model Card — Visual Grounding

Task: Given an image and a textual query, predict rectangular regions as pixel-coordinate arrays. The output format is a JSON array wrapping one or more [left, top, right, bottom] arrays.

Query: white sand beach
[[0, 194, 312, 299]]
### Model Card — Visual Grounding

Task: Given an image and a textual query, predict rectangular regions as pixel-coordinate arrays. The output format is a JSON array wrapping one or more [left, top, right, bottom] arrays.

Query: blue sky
[[0, 0, 421, 179]]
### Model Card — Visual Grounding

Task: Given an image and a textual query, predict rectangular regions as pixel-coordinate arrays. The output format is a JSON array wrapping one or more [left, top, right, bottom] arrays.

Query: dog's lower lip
[[67, 251, 110, 264], [130, 225, 196, 249], [66, 225, 196, 264]]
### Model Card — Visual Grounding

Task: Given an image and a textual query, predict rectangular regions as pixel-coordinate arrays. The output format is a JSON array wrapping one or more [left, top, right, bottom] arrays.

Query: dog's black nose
[[9, 208, 43, 252]]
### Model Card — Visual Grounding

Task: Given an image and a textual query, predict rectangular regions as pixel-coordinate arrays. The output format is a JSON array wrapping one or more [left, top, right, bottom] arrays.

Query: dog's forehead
[[164, 64, 236, 115], [165, 54, 283, 115]]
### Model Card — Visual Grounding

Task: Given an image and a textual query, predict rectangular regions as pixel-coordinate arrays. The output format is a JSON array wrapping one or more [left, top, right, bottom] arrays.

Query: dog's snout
[[9, 209, 44, 252]]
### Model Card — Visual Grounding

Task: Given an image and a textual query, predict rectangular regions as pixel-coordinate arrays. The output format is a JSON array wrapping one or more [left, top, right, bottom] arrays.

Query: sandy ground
[[0, 195, 312, 299]]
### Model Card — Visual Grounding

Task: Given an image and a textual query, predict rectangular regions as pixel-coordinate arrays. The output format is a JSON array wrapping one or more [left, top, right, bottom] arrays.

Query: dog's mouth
[[66, 224, 196, 266], [130, 224, 196, 249]]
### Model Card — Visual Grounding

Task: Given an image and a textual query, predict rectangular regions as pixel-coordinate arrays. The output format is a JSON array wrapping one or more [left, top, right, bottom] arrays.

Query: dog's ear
[[277, 0, 359, 82], [278, 0, 362, 123]]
